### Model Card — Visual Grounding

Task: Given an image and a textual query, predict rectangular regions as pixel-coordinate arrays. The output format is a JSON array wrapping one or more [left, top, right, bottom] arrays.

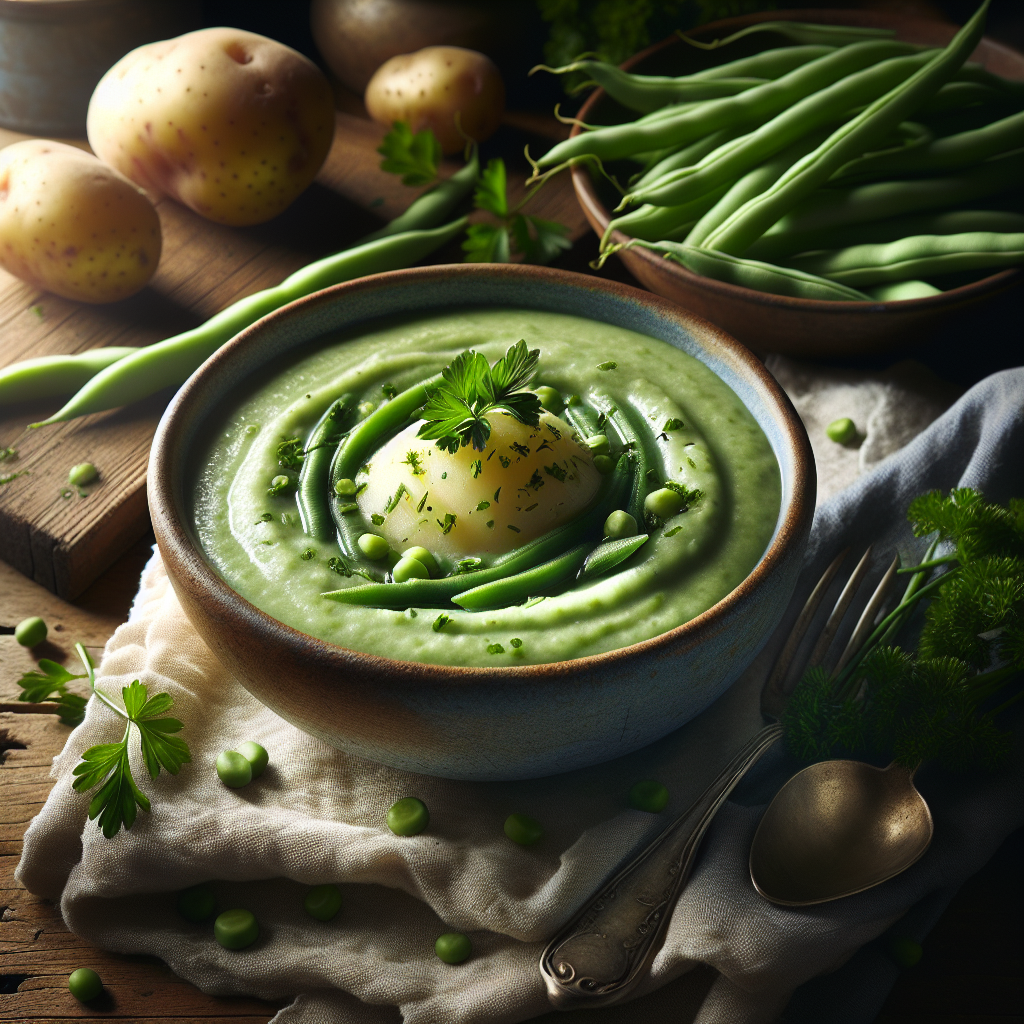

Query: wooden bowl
[[149, 264, 814, 781], [571, 9, 1024, 357]]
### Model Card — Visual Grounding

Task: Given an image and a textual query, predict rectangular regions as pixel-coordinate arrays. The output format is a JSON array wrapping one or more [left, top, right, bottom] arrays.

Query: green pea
[[888, 936, 923, 969], [393, 556, 429, 583], [585, 433, 610, 456], [644, 487, 685, 519], [214, 908, 259, 950], [236, 741, 269, 779], [593, 454, 614, 474], [68, 462, 98, 487], [358, 533, 390, 560], [826, 417, 857, 444], [435, 931, 472, 964], [68, 967, 103, 1002], [334, 477, 358, 496], [14, 615, 47, 647], [629, 780, 670, 812], [270, 474, 290, 490], [357, 401, 376, 419], [387, 797, 430, 836], [402, 545, 439, 578], [535, 385, 563, 413], [604, 510, 637, 539], [304, 883, 343, 921], [504, 813, 544, 846], [177, 883, 217, 922], [216, 750, 252, 789]]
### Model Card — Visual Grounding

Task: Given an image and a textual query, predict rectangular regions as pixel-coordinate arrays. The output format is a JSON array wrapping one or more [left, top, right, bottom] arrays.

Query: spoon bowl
[[749, 760, 934, 906]]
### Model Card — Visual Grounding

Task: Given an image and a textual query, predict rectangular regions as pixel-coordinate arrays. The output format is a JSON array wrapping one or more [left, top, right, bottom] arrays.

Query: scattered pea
[[68, 462, 98, 487], [535, 385, 562, 413], [214, 908, 259, 950], [236, 740, 269, 779], [14, 615, 47, 647], [357, 401, 376, 418], [269, 474, 290, 493], [435, 931, 472, 964], [216, 750, 252, 789], [177, 882, 217, 922], [826, 417, 858, 444], [584, 433, 610, 456], [393, 556, 429, 583], [402, 545, 439, 578], [334, 477, 357, 496], [504, 812, 544, 846], [387, 797, 430, 836], [593, 454, 614, 474], [888, 936, 924, 968], [358, 533, 390, 560], [629, 780, 670, 813], [644, 487, 685, 519], [68, 967, 103, 1002], [604, 510, 638, 539], [304, 883, 343, 922]]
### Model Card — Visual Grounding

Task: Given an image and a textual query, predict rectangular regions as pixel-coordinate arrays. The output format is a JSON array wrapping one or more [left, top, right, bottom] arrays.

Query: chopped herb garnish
[[536, 439, 554, 453], [510, 441, 531, 457], [476, 500, 491, 511], [508, 524, 521, 533], [486, 520, 495, 529], [525, 503, 538, 512], [385, 483, 408, 514], [597, 361, 617, 371], [664, 418, 684, 431], [494, 487, 502, 503], [499, 455, 511, 468], [256, 513, 273, 523], [267, 475, 292, 497], [664, 526, 682, 537], [687, 457, 697, 469], [300, 548, 316, 560], [544, 463, 567, 483], [416, 491, 429, 513], [381, 382, 398, 399], [567, 394, 581, 407], [0, 446, 16, 461], [487, 643, 505, 655], [527, 469, 544, 491], [471, 459, 482, 478], [663, 482, 703, 510], [546, 423, 562, 439], [370, 513, 386, 525], [510, 638, 523, 649], [416, 340, 542, 453], [403, 451, 425, 475], [277, 437, 304, 469], [441, 472, 447, 479], [355, 481, 368, 495], [524, 596, 546, 608], [433, 613, 451, 632], [338, 502, 359, 515], [438, 512, 458, 535], [455, 557, 483, 574]]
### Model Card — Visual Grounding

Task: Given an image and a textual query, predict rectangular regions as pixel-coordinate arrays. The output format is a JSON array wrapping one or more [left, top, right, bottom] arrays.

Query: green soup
[[190, 307, 780, 667]]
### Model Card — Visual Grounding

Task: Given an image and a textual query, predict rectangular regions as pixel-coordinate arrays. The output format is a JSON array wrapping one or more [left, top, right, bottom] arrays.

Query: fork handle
[[539, 722, 784, 1010]]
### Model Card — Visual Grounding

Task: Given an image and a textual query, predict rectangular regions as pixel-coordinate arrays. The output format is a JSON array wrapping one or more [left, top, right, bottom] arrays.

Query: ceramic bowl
[[149, 264, 814, 780], [572, 9, 1024, 357]]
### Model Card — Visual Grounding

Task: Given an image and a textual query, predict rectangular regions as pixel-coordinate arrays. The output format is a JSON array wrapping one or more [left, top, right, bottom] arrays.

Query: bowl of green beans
[[559, 7, 1024, 356]]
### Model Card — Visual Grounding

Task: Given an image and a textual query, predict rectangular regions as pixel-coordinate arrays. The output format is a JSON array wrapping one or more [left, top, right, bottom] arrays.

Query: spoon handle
[[539, 721, 783, 1009]]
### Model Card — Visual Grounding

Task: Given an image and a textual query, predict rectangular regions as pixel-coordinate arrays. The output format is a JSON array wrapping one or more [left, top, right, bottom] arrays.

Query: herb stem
[[969, 663, 1022, 702], [75, 642, 126, 720], [895, 553, 957, 573]]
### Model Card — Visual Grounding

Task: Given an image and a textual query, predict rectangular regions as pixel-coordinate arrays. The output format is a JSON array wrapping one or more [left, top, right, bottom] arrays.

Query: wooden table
[[1, 110, 1021, 1024]]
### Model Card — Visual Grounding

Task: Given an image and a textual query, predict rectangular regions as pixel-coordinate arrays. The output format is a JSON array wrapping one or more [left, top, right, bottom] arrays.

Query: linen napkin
[[16, 367, 1023, 1024]]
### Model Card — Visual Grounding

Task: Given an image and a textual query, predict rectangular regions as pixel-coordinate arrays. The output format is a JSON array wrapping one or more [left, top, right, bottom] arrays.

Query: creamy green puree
[[190, 308, 780, 667]]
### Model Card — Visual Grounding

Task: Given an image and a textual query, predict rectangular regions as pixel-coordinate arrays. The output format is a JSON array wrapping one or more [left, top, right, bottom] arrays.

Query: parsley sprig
[[66, 643, 191, 838], [417, 340, 543, 453], [784, 489, 1023, 770], [377, 121, 441, 186], [15, 658, 88, 726]]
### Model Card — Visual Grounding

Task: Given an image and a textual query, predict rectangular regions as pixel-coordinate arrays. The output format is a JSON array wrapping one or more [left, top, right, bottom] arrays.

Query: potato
[[365, 46, 504, 154], [0, 140, 161, 304], [87, 28, 335, 227]]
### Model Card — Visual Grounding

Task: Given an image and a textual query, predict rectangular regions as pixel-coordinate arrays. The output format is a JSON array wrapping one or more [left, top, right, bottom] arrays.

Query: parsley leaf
[[474, 158, 508, 218], [462, 222, 511, 263], [511, 214, 572, 265], [377, 121, 441, 186], [15, 658, 88, 726]]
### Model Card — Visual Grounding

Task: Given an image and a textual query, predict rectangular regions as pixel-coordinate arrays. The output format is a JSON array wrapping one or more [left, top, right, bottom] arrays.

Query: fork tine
[[832, 553, 901, 676], [806, 546, 874, 672]]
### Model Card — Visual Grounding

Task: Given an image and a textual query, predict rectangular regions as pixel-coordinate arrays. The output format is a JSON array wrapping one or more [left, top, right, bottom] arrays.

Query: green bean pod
[[625, 240, 871, 300], [536, 41, 924, 168], [297, 394, 358, 541], [703, 1, 991, 255], [359, 152, 479, 243], [680, 20, 895, 51], [602, 402, 648, 524], [322, 452, 632, 607], [625, 51, 935, 210], [955, 62, 1024, 101], [603, 184, 730, 248], [560, 397, 600, 438], [784, 230, 1024, 285], [866, 280, 941, 300], [451, 543, 593, 610], [686, 45, 836, 82], [33, 217, 468, 427], [920, 79, 1007, 114], [630, 126, 749, 191], [0, 346, 137, 405], [578, 533, 649, 583]]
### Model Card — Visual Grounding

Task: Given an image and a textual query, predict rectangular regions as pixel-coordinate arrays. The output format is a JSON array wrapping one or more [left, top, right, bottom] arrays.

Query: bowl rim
[[570, 7, 1024, 316], [150, 262, 814, 684]]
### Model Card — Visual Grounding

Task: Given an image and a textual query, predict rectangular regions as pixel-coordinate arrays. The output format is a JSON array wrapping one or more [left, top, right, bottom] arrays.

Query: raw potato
[[365, 46, 504, 154], [87, 27, 335, 227], [0, 140, 161, 304]]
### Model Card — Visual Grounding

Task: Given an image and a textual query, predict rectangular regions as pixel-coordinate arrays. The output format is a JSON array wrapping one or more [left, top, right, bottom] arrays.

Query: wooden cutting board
[[0, 111, 584, 599]]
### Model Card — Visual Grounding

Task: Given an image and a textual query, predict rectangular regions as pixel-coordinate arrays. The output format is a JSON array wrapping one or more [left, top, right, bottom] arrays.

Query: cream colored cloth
[[17, 368, 1023, 1024]]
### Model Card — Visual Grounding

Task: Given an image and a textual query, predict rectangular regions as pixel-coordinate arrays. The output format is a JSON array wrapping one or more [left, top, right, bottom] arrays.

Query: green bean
[[867, 280, 942, 300], [33, 218, 468, 427], [0, 346, 137, 405], [602, 403, 648, 524], [535, 61, 765, 112], [703, 2, 992, 255], [833, 110, 1024, 182], [623, 239, 870, 300], [603, 184, 730, 248], [322, 453, 632, 607], [560, 396, 600, 437], [679, 21, 895, 51], [297, 394, 358, 541], [630, 126, 749, 191], [452, 543, 592, 609], [535, 41, 924, 169], [625, 51, 936, 210], [746, 206, 1024, 261], [686, 45, 836, 82], [955, 62, 1024, 101], [578, 533, 649, 583], [784, 230, 1024, 285], [359, 152, 479, 242], [742, 150, 1023, 259], [920, 79, 1007, 114]]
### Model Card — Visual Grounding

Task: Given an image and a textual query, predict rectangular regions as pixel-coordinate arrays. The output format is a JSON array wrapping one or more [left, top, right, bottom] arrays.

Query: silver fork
[[539, 546, 900, 1010]]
